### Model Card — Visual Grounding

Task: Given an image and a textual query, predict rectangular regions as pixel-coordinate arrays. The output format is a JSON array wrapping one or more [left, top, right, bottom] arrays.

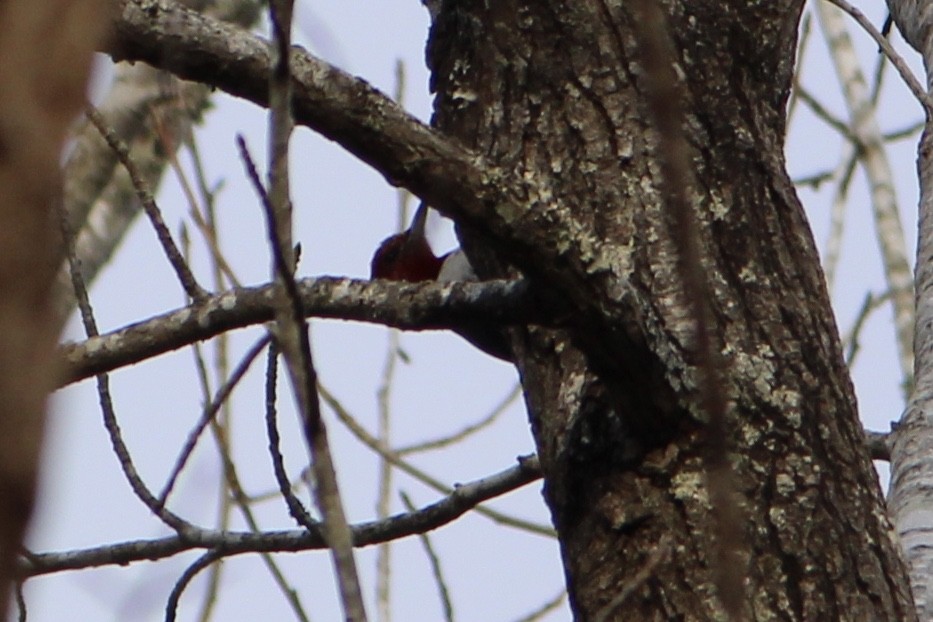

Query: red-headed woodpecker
[[370, 204, 512, 361], [370, 203, 445, 281]]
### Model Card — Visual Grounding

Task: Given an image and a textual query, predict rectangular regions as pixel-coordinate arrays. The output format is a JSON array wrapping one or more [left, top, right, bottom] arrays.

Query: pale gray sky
[[26, 2, 921, 620]]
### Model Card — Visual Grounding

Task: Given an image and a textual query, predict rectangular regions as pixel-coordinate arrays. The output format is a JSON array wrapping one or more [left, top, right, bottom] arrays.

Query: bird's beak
[[410, 202, 430, 241]]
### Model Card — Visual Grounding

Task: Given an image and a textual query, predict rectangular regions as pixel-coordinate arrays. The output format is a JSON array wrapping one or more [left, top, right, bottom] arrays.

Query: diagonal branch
[[105, 0, 672, 434], [107, 0, 496, 233]]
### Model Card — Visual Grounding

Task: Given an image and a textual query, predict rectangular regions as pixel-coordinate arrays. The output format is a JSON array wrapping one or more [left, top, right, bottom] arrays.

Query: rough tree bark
[[427, 2, 914, 620]]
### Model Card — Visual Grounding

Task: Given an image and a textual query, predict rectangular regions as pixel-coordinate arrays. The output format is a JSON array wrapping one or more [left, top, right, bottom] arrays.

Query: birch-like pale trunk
[[886, 1, 933, 617]]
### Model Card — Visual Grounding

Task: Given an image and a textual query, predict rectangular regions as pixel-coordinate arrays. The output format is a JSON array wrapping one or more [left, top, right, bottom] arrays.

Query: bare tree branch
[[400, 492, 454, 622], [166, 551, 223, 622], [58, 277, 544, 387], [61, 179, 195, 536], [20, 456, 542, 577], [866, 429, 893, 461], [56, 0, 264, 317], [817, 1, 914, 388], [85, 104, 209, 302], [395, 383, 521, 455], [827, 0, 933, 114], [104, 0, 691, 428], [319, 386, 555, 538]]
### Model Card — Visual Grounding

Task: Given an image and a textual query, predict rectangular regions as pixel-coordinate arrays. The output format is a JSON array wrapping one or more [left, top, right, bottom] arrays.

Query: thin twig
[[318, 385, 555, 538], [884, 121, 925, 142], [376, 324, 400, 622], [396, 383, 522, 455], [400, 492, 454, 622], [376, 64, 412, 614], [59, 188, 193, 534], [157, 336, 270, 505], [511, 590, 567, 622], [162, 118, 242, 289], [823, 0, 933, 117], [264, 341, 317, 529], [21, 456, 543, 576], [821, 145, 859, 290], [165, 551, 222, 622], [795, 85, 859, 143], [85, 104, 208, 302], [787, 11, 812, 123], [181, 206, 231, 622], [183, 221, 226, 622], [843, 290, 893, 366], [793, 170, 835, 188]]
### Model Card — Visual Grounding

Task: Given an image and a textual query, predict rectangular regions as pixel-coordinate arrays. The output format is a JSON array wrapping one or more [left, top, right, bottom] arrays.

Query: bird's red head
[[370, 204, 512, 361], [370, 203, 445, 282]]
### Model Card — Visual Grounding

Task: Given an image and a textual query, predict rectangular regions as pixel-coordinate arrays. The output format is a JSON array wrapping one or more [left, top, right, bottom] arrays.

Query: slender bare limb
[[166, 551, 223, 622], [817, 1, 914, 388], [85, 105, 209, 302], [264, 341, 316, 530], [20, 456, 543, 577], [58, 277, 543, 387], [400, 492, 454, 622], [842, 290, 893, 366], [60, 178, 193, 535], [794, 85, 858, 141], [158, 336, 270, 505], [512, 590, 567, 622], [821, 148, 858, 290], [396, 383, 521, 455], [787, 11, 812, 123], [824, 0, 933, 116], [319, 386, 555, 538], [180, 154, 229, 622]]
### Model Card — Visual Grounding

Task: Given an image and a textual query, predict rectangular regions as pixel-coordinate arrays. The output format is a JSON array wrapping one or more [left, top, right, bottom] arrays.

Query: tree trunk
[[882, 2, 933, 618], [428, 1, 915, 619]]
